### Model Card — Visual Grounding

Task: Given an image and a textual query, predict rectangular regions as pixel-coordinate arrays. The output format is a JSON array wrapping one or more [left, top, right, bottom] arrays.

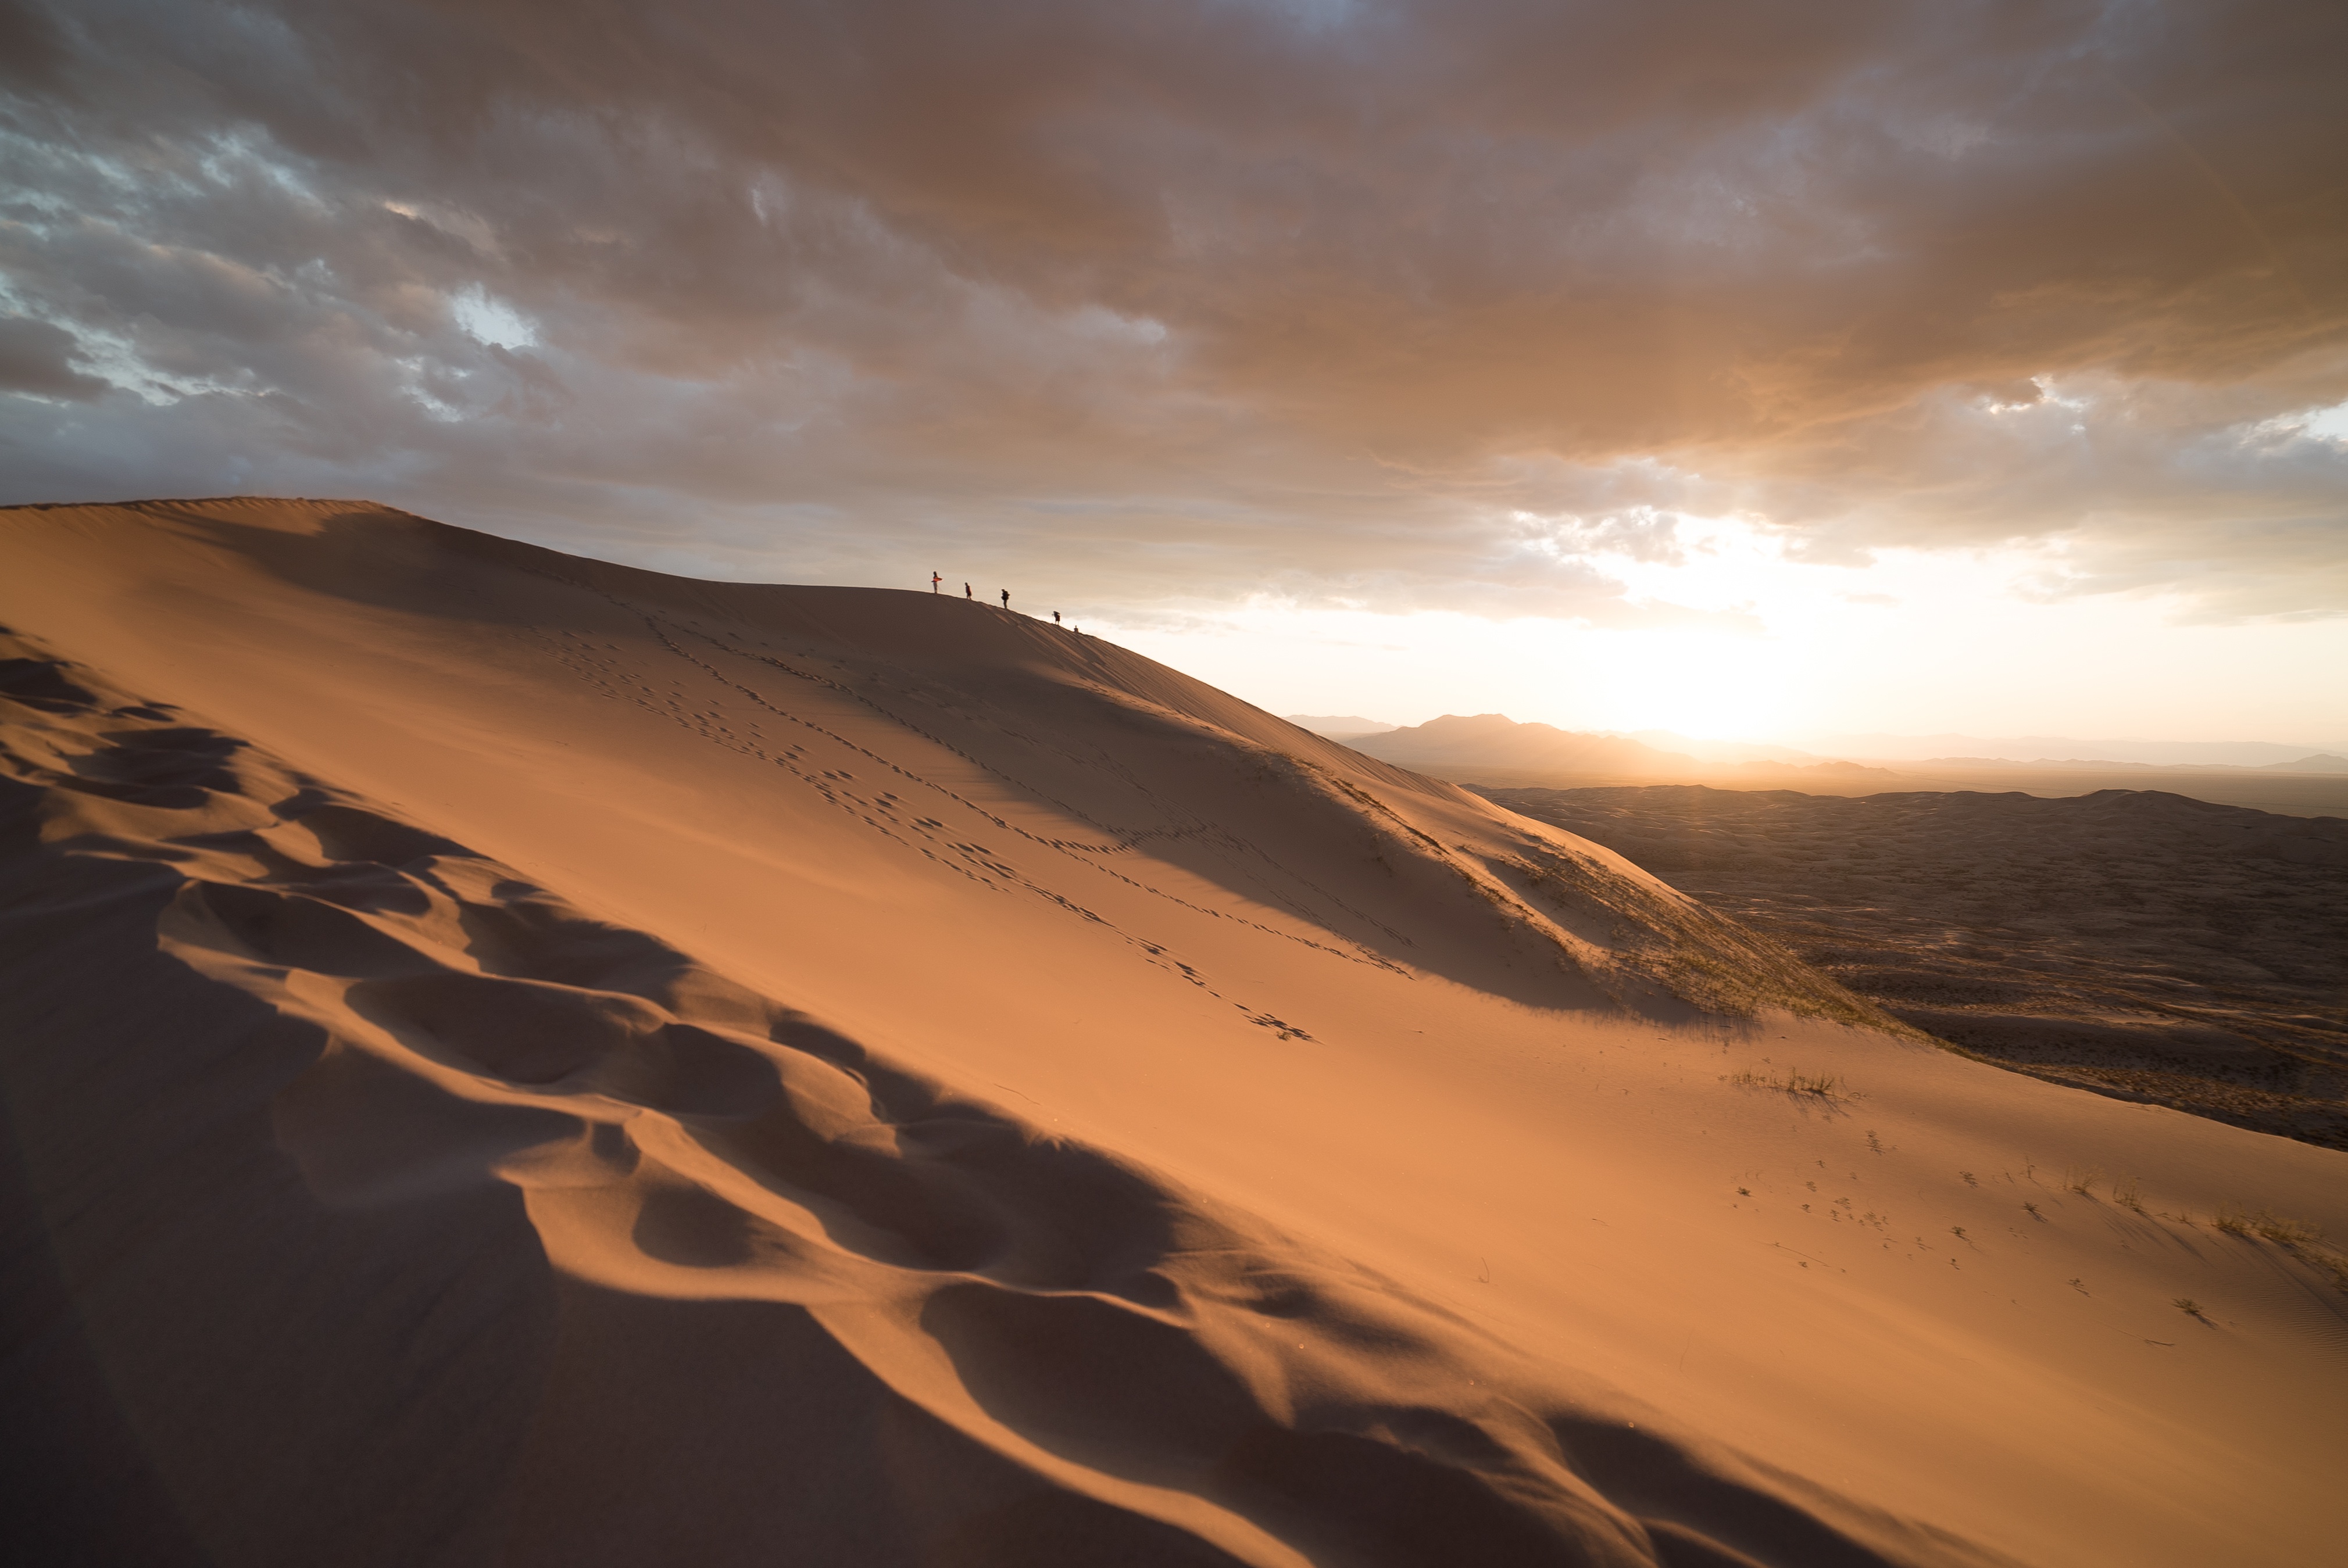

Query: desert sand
[[4, 498, 2344, 1567]]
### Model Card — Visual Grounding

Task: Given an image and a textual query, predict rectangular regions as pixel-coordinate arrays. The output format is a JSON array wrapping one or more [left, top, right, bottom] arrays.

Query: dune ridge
[[445, 510, 1823, 1023], [15, 499, 1877, 1030]]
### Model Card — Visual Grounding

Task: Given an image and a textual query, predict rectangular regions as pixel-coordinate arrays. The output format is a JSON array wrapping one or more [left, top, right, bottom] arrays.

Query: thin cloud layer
[[2, 0, 2343, 617]]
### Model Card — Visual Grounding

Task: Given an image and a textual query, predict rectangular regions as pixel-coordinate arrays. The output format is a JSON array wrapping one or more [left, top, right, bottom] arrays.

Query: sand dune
[[5, 499, 2346, 1567]]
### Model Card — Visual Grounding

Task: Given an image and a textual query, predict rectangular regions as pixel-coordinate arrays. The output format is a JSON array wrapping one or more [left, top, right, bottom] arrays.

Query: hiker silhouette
[[1000, 589, 1010, 609]]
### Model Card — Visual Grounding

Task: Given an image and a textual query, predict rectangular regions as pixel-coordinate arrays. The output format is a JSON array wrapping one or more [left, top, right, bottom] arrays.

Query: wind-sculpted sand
[[5, 639, 1904, 1567], [1481, 786, 2348, 1150], [4, 500, 2345, 1567]]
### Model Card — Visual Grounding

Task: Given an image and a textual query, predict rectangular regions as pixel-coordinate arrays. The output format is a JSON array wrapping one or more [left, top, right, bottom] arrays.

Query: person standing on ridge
[[963, 582, 971, 600], [1053, 611, 1062, 625], [1000, 589, 1010, 610], [931, 572, 942, 593]]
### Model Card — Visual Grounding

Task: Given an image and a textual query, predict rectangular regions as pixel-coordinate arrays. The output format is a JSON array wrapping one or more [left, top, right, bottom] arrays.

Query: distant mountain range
[[1284, 714, 2348, 783], [1282, 714, 1396, 736], [1797, 733, 2348, 768], [1921, 753, 2348, 775], [1622, 730, 1828, 765], [1320, 713, 1893, 781]]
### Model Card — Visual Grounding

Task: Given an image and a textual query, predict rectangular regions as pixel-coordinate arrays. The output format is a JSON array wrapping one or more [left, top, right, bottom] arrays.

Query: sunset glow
[[3, 1, 2342, 743]]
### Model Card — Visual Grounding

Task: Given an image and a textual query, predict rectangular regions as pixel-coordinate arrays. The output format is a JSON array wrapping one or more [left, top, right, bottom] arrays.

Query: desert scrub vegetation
[[2211, 1204, 2348, 1291], [2213, 1202, 2317, 1245], [1503, 843, 1916, 1030], [1723, 1067, 1849, 1100]]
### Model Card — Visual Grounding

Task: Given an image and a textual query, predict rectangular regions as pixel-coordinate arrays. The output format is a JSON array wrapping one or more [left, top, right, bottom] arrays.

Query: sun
[[1581, 628, 1791, 738]]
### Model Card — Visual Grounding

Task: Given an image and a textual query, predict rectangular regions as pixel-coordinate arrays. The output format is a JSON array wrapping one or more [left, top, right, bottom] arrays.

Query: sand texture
[[5, 499, 2346, 1567], [1483, 786, 2348, 1150]]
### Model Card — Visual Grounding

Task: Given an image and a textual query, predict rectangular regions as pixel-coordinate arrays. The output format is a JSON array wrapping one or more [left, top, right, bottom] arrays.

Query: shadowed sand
[[4, 499, 2345, 1567]]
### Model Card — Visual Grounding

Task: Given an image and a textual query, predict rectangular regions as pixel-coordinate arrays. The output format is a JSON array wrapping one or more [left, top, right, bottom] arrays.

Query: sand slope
[[5, 499, 2346, 1567]]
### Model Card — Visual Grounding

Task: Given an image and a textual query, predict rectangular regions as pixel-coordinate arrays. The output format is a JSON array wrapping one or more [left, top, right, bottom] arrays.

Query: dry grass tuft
[[1724, 1067, 1847, 1100], [1510, 847, 1908, 1030], [2211, 1204, 2348, 1290], [2250, 1211, 2323, 1247]]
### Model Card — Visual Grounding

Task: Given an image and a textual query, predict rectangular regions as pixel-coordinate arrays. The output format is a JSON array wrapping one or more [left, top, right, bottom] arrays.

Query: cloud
[[0, 314, 111, 400], [1, 0, 2342, 616]]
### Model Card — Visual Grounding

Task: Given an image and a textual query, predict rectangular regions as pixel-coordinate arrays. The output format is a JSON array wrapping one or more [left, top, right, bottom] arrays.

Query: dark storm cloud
[[2, 0, 2343, 615]]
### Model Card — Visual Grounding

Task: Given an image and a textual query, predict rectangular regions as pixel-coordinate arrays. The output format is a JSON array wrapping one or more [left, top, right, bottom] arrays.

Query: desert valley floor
[[1483, 786, 2348, 1149], [4, 499, 2345, 1568]]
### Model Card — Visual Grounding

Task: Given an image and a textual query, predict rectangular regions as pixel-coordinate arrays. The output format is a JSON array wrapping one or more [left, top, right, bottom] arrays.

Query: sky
[[2, 0, 2345, 743]]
